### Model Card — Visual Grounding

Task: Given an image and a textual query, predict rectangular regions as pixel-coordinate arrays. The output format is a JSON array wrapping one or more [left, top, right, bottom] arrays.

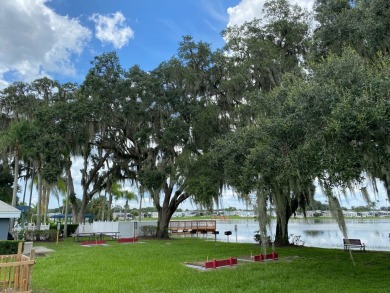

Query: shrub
[[253, 231, 272, 245], [49, 223, 79, 237], [0, 241, 22, 255], [66, 224, 79, 236], [17, 229, 26, 240], [141, 225, 157, 236], [24, 230, 58, 242], [289, 234, 305, 246]]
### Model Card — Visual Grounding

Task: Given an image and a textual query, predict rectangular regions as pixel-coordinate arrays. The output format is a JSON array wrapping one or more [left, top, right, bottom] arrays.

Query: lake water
[[214, 218, 390, 251]]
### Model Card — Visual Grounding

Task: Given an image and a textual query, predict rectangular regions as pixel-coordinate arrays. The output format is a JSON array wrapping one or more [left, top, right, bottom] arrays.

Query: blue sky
[[0, 0, 315, 88], [0, 0, 248, 87], [43, 0, 238, 82], [3, 0, 383, 211]]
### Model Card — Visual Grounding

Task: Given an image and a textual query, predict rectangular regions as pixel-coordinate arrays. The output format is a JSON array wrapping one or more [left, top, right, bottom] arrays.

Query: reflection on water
[[303, 230, 324, 237], [214, 218, 390, 251]]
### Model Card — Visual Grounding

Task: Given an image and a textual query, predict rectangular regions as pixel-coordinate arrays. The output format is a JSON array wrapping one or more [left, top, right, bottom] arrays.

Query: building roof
[[0, 200, 21, 218]]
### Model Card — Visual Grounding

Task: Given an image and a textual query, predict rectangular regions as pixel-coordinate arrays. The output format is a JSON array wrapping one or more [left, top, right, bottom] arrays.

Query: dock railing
[[169, 220, 216, 234]]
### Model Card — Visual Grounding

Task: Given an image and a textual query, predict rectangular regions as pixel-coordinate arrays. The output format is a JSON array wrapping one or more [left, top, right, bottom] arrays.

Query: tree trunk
[[43, 186, 50, 224], [155, 186, 189, 238], [138, 193, 143, 221], [69, 192, 78, 224], [36, 161, 42, 230], [156, 205, 175, 238], [101, 192, 105, 221], [124, 200, 129, 222], [107, 191, 113, 221], [274, 196, 299, 246], [78, 187, 89, 224], [64, 158, 74, 237], [10, 150, 19, 229], [274, 216, 290, 245], [28, 166, 35, 226]]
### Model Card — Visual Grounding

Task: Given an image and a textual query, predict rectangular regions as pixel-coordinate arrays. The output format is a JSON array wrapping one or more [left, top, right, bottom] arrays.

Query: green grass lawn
[[32, 237, 390, 293]]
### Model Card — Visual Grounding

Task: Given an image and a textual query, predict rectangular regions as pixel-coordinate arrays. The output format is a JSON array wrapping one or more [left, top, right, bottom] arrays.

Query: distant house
[[343, 210, 358, 217], [112, 212, 132, 221], [0, 200, 21, 240]]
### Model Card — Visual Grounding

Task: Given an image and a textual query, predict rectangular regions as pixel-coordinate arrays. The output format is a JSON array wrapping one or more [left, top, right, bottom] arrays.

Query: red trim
[[204, 257, 237, 269], [81, 240, 106, 245], [118, 237, 139, 243], [252, 252, 278, 262]]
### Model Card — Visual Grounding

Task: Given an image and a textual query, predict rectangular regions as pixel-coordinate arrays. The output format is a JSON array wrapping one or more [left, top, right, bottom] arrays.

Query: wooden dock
[[169, 220, 217, 236]]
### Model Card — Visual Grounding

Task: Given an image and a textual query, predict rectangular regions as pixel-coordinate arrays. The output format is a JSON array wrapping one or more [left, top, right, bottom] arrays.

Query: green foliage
[[1, 0, 390, 247], [49, 223, 79, 237], [180, 152, 223, 209], [313, 0, 390, 58], [138, 169, 165, 191], [139, 207, 157, 213], [24, 229, 58, 242], [309, 200, 329, 211], [0, 241, 22, 255], [253, 232, 272, 245], [0, 164, 13, 203], [140, 225, 157, 237]]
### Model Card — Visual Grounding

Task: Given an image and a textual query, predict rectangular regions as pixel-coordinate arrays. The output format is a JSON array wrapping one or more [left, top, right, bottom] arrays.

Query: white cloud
[[0, 0, 91, 87], [227, 0, 315, 27], [227, 0, 265, 27], [90, 12, 134, 49], [201, 0, 229, 24]]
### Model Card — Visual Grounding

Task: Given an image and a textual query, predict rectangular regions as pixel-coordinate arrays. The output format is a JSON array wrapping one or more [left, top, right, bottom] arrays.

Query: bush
[[24, 229, 58, 242], [66, 224, 79, 236], [49, 223, 79, 237], [0, 240, 22, 255], [141, 225, 157, 236], [17, 229, 26, 240], [289, 234, 305, 246], [253, 231, 272, 245]]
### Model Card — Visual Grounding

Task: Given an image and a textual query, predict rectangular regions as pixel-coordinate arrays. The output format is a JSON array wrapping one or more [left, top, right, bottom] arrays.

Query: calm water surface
[[214, 218, 390, 251]]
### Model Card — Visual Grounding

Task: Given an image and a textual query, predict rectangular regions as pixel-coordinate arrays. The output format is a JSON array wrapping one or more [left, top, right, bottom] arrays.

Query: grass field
[[32, 237, 390, 293]]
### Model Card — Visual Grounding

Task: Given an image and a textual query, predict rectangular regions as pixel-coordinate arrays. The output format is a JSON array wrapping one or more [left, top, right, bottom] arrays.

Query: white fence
[[76, 221, 157, 238], [13, 223, 50, 234]]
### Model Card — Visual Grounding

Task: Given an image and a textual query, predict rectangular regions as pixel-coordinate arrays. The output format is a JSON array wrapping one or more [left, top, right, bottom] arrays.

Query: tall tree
[[217, 0, 312, 246], [313, 0, 390, 59], [0, 82, 36, 221], [78, 52, 128, 224], [0, 165, 13, 203]]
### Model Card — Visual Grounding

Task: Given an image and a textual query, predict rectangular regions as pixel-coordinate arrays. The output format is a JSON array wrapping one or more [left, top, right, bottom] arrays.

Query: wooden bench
[[74, 232, 120, 242], [74, 233, 99, 242], [343, 239, 365, 251]]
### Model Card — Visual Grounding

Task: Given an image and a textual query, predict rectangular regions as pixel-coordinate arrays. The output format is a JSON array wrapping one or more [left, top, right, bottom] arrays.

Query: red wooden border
[[204, 257, 237, 269], [252, 252, 278, 262], [118, 237, 139, 243]]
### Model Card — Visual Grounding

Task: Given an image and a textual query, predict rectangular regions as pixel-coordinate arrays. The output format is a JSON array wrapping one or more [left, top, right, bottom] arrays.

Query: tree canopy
[[0, 0, 389, 243]]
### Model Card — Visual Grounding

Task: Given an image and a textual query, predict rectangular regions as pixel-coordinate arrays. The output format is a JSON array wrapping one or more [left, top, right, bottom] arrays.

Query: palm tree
[[114, 187, 138, 221]]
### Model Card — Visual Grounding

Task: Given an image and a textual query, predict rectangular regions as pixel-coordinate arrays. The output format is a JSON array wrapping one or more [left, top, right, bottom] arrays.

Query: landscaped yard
[[32, 237, 390, 293]]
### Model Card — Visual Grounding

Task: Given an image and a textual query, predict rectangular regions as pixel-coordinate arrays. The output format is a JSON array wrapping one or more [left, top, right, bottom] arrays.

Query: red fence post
[[213, 259, 217, 269]]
